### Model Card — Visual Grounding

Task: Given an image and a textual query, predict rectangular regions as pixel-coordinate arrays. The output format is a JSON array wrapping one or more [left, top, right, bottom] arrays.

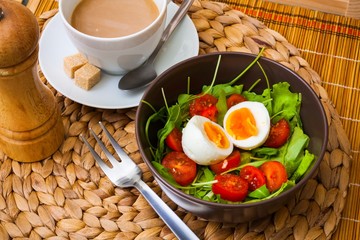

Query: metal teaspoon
[[118, 0, 194, 90]]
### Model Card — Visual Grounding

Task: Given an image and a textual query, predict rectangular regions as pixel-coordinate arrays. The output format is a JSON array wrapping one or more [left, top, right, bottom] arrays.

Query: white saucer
[[39, 2, 199, 109]]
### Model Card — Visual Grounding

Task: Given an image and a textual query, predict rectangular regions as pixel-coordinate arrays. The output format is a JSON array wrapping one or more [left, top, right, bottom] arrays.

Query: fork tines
[[80, 121, 135, 170]]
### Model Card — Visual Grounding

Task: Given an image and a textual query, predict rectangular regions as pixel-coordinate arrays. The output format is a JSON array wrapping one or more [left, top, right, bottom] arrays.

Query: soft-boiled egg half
[[182, 115, 233, 165], [223, 101, 270, 150]]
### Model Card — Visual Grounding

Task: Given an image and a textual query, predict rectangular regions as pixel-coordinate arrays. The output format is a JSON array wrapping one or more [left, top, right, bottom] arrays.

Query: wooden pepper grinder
[[0, 0, 64, 162]]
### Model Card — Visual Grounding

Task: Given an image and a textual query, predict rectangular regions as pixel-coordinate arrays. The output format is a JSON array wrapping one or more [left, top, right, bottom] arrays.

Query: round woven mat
[[0, 1, 352, 239]]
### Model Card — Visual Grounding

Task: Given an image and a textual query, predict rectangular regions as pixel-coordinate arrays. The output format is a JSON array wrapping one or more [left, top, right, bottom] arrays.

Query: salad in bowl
[[136, 51, 328, 222]]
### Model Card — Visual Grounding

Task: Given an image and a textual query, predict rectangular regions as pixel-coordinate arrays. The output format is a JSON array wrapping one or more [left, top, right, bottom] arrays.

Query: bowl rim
[[136, 51, 329, 208]]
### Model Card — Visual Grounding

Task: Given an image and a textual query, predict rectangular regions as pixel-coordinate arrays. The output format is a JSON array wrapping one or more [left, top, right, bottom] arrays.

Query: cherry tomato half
[[264, 118, 291, 148], [259, 161, 288, 192], [210, 150, 241, 174], [162, 152, 197, 186], [226, 94, 247, 109], [212, 174, 249, 202], [165, 127, 183, 152], [239, 165, 266, 191], [189, 94, 218, 122]]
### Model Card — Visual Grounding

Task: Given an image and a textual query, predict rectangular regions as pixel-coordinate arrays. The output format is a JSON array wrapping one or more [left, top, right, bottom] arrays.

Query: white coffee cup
[[59, 0, 170, 75]]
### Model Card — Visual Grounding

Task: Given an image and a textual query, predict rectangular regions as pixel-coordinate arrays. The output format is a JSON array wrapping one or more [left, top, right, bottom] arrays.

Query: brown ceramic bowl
[[135, 52, 328, 223]]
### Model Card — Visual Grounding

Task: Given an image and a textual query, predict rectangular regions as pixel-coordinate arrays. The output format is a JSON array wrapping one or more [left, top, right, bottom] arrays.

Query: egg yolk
[[226, 107, 258, 140], [204, 122, 230, 149]]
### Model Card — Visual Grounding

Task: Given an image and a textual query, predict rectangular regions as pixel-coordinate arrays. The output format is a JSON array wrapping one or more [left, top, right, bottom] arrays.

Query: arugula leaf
[[242, 88, 272, 113], [252, 147, 279, 158], [181, 167, 216, 201], [202, 48, 265, 97], [245, 180, 295, 203], [178, 93, 197, 106], [144, 106, 166, 151], [282, 126, 310, 176], [248, 185, 270, 199], [240, 152, 252, 164], [202, 191, 216, 202], [203, 167, 215, 181], [271, 82, 301, 123], [290, 150, 315, 182], [152, 161, 181, 187], [154, 104, 181, 161], [203, 84, 243, 98], [238, 160, 268, 170], [215, 89, 228, 126]]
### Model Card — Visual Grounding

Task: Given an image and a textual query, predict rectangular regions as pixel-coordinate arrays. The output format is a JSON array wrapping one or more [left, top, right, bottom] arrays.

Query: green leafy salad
[[143, 50, 316, 204]]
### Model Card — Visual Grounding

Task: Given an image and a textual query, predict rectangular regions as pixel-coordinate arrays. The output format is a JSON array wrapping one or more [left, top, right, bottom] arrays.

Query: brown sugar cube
[[63, 53, 88, 78], [74, 63, 101, 90]]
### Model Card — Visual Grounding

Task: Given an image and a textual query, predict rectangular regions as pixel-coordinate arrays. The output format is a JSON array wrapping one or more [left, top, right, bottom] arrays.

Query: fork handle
[[134, 180, 199, 240]]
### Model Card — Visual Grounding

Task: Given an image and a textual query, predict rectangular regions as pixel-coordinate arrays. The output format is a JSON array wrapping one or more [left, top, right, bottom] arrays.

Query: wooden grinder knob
[[0, 0, 64, 162]]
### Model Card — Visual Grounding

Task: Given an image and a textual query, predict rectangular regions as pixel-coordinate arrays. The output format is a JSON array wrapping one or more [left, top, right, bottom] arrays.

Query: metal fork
[[80, 122, 199, 240]]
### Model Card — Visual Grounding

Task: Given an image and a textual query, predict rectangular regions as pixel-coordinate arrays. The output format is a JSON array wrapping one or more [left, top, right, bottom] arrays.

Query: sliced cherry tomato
[[226, 94, 247, 109], [189, 94, 218, 122], [162, 152, 197, 186], [263, 118, 291, 148], [165, 127, 183, 152], [239, 165, 266, 191], [212, 174, 249, 202], [259, 161, 288, 192], [200, 105, 217, 121], [210, 150, 241, 174]]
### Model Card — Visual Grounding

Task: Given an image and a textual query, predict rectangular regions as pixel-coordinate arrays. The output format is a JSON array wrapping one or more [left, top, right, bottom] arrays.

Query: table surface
[[0, 0, 359, 239]]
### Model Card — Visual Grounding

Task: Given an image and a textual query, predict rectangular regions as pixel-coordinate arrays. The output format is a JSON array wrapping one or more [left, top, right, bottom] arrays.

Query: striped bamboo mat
[[0, 0, 358, 239], [212, 1, 360, 239]]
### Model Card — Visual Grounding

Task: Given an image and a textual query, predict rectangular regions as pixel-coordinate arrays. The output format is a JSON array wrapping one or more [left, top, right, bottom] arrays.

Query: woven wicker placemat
[[0, 1, 352, 239]]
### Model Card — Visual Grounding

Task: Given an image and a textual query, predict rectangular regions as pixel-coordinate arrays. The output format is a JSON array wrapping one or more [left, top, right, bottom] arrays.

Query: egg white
[[223, 101, 270, 150], [182, 115, 233, 165]]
